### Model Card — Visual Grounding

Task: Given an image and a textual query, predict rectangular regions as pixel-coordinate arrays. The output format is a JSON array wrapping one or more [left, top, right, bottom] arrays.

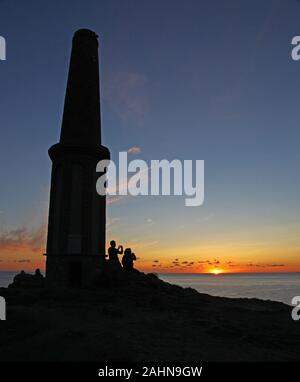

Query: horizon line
[[0, 269, 299, 275]]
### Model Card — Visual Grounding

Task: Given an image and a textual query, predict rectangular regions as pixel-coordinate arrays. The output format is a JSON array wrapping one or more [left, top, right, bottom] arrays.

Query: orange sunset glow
[[0, 222, 300, 274]]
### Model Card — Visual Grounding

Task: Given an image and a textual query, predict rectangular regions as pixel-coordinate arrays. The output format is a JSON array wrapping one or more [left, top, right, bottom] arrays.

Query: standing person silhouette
[[108, 240, 123, 269]]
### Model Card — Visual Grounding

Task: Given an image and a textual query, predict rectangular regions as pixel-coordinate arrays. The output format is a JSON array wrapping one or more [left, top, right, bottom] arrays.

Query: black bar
[[0, 362, 296, 379]]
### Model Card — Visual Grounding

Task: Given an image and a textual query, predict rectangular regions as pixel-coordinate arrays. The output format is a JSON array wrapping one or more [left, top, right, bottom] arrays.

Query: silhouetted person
[[122, 248, 137, 272], [108, 240, 123, 269], [10, 269, 44, 288], [34, 268, 43, 278], [13, 270, 26, 285]]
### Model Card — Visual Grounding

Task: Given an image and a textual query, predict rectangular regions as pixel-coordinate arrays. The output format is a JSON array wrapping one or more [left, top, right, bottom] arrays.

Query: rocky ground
[[0, 272, 299, 361]]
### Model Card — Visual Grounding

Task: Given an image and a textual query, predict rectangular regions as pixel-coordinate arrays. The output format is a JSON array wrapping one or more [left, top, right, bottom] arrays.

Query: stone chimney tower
[[45, 29, 110, 287]]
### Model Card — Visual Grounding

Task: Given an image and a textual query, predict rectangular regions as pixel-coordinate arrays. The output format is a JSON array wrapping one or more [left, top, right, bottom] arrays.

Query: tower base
[[44, 254, 105, 287]]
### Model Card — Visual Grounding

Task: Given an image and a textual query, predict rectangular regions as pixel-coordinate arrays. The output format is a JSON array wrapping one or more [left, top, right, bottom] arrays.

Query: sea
[[0, 272, 17, 289], [159, 273, 300, 305], [0, 271, 299, 305]]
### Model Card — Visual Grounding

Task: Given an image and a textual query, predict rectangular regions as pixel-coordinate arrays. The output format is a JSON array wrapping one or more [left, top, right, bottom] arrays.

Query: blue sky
[[0, 0, 300, 271]]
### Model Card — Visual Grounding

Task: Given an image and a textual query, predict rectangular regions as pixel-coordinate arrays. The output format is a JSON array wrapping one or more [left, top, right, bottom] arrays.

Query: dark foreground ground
[[0, 272, 299, 362]]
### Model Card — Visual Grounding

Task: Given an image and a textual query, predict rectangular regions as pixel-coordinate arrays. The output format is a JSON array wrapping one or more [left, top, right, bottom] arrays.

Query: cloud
[[197, 213, 214, 223], [104, 70, 149, 124], [145, 218, 155, 227], [128, 146, 141, 155], [0, 224, 46, 253], [246, 263, 286, 268], [269, 264, 285, 267], [139, 241, 158, 249], [106, 217, 121, 234], [152, 263, 162, 268], [107, 196, 126, 205], [107, 217, 120, 228], [209, 90, 242, 121]]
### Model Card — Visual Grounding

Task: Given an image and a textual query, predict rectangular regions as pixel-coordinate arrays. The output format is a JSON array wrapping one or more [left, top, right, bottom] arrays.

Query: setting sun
[[210, 269, 223, 275]]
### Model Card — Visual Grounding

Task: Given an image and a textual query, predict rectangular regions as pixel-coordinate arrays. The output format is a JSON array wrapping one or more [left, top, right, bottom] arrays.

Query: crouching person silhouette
[[122, 248, 137, 272], [108, 240, 123, 270]]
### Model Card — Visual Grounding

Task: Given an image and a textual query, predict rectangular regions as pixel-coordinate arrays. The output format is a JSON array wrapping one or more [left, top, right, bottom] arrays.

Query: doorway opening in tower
[[68, 262, 82, 287]]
